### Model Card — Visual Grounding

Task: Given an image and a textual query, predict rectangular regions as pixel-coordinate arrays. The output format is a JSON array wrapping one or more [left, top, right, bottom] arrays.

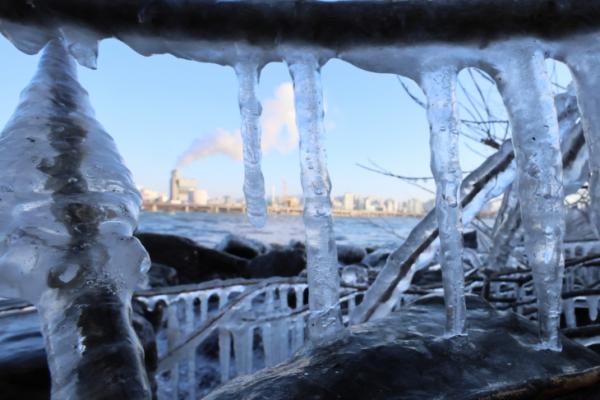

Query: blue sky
[[0, 38, 570, 201]]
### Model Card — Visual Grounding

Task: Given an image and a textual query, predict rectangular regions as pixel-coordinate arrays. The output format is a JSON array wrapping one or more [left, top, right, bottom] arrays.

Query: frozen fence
[[134, 277, 364, 399]]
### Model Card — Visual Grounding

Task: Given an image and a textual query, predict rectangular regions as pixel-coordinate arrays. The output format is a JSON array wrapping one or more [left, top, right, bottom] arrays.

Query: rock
[[362, 249, 389, 269], [147, 262, 179, 287], [244, 248, 306, 279], [217, 234, 268, 260], [463, 230, 478, 249], [135, 232, 249, 284], [340, 264, 369, 288], [337, 244, 367, 265], [206, 295, 600, 400], [0, 302, 49, 400]]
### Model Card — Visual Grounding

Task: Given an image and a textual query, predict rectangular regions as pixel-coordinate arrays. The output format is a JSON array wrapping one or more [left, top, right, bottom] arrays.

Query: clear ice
[[235, 62, 267, 228], [421, 66, 466, 335], [287, 53, 342, 340], [494, 46, 565, 350], [0, 39, 151, 398], [565, 49, 600, 239]]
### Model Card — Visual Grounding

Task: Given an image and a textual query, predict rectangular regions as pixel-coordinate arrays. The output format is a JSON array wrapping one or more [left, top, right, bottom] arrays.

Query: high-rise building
[[343, 193, 354, 210], [170, 169, 199, 203]]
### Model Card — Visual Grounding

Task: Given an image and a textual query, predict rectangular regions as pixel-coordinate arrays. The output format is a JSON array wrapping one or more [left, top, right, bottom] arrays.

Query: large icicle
[[494, 47, 565, 350], [235, 62, 267, 228], [420, 66, 466, 335], [0, 39, 151, 398], [287, 53, 342, 340], [565, 51, 600, 239]]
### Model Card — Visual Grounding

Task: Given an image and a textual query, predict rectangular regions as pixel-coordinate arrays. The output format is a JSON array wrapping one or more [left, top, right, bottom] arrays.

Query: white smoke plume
[[176, 83, 298, 168]]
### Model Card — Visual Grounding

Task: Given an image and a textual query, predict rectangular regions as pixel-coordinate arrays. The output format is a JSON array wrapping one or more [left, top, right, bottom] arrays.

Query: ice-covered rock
[[206, 295, 600, 400], [135, 233, 248, 283], [340, 264, 369, 288], [337, 244, 367, 266], [217, 233, 268, 260]]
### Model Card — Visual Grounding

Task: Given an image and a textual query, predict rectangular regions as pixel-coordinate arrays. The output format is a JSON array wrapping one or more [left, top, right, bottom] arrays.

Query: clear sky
[[0, 37, 571, 201]]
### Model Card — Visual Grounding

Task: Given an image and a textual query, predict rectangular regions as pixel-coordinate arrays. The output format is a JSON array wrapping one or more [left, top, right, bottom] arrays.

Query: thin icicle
[[287, 53, 342, 340], [420, 66, 466, 336], [232, 326, 253, 376], [494, 47, 565, 350], [235, 62, 267, 228], [218, 329, 231, 383]]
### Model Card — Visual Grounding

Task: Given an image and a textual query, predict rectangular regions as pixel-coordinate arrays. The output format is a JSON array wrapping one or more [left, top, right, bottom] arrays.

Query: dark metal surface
[[1, 1, 600, 49]]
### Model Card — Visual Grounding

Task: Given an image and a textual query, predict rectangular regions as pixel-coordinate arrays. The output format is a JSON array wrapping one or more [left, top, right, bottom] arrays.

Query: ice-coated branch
[[0, 39, 150, 398], [235, 62, 267, 228], [350, 139, 516, 324], [494, 48, 565, 350], [287, 52, 342, 340], [421, 66, 466, 335]]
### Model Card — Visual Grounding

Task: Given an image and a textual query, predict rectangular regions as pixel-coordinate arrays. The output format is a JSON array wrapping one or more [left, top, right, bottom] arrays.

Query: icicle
[[59, 26, 99, 70], [0, 19, 52, 55], [291, 316, 305, 353], [234, 62, 267, 228], [588, 295, 599, 322], [565, 52, 600, 239], [563, 298, 576, 328], [420, 66, 466, 336], [287, 53, 342, 340], [0, 39, 151, 399], [218, 329, 231, 383], [232, 326, 253, 376], [261, 323, 274, 367], [494, 47, 565, 350], [294, 286, 305, 310], [200, 293, 208, 323]]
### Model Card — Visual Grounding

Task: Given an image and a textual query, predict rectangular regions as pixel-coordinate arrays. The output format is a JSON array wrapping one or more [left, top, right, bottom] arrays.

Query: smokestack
[[170, 169, 180, 202]]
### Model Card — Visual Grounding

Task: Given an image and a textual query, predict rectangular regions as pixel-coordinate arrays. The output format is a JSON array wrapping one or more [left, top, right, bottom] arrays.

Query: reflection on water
[[137, 212, 420, 250]]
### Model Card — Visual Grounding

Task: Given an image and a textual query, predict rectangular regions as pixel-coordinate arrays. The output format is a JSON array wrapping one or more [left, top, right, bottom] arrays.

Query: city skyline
[[0, 39, 499, 202], [1, 39, 572, 202]]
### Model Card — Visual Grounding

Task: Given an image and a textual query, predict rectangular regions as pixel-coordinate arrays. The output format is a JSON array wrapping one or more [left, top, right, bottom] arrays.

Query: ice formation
[[564, 47, 600, 239], [235, 62, 267, 228], [0, 39, 150, 398], [494, 47, 565, 350], [1, 2, 597, 367], [421, 66, 466, 335], [287, 53, 342, 340]]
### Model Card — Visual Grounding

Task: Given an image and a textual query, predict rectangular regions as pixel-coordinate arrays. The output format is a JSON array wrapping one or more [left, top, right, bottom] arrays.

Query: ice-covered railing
[[483, 259, 600, 346], [134, 277, 364, 399], [2, 0, 600, 357]]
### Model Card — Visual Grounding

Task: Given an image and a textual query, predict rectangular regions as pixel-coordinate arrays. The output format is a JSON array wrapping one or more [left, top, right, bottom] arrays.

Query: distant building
[[403, 198, 425, 216], [192, 189, 208, 206], [140, 187, 164, 203], [343, 193, 354, 211], [170, 169, 199, 204], [384, 199, 397, 213]]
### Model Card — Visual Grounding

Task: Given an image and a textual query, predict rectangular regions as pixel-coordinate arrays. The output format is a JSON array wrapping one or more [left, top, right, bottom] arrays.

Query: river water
[[138, 212, 420, 250]]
